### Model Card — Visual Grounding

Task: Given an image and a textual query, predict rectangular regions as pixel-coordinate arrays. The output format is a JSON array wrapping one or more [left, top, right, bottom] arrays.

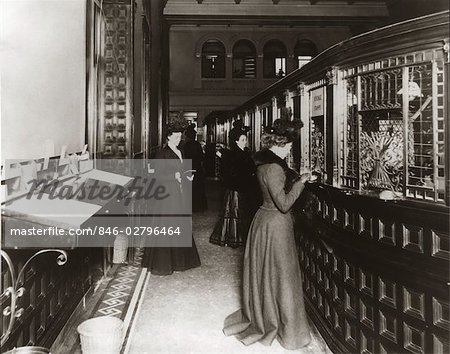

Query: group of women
[[141, 117, 314, 350]]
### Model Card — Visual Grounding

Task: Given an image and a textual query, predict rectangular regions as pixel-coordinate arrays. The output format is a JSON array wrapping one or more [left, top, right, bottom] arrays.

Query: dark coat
[[221, 146, 257, 192], [142, 144, 200, 275], [183, 140, 204, 172], [209, 145, 261, 247], [183, 140, 207, 211], [152, 145, 190, 215]]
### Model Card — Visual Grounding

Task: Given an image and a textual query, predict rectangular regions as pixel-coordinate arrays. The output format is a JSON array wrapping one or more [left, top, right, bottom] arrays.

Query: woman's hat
[[229, 119, 250, 142], [166, 115, 189, 134], [264, 119, 303, 140]]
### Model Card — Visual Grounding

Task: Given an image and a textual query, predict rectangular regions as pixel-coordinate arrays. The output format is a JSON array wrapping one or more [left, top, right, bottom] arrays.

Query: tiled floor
[[52, 179, 331, 353], [124, 180, 331, 354], [50, 251, 146, 354]]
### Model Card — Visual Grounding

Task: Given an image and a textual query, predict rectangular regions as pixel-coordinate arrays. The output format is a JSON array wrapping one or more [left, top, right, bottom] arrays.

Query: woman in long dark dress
[[209, 122, 260, 248], [141, 125, 201, 276], [223, 119, 313, 350], [183, 125, 207, 212]]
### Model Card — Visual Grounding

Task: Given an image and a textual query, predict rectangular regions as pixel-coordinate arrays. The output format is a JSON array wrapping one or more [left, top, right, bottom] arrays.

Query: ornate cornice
[[297, 82, 305, 96]]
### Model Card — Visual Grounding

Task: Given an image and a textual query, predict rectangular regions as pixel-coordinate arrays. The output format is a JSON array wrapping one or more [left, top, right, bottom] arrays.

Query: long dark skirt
[[141, 239, 201, 276], [209, 190, 253, 248], [223, 206, 311, 349], [192, 171, 207, 212]]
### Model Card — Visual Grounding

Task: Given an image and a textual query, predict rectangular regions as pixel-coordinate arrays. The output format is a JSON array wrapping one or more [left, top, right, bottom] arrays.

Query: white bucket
[[77, 316, 123, 354], [113, 234, 128, 264]]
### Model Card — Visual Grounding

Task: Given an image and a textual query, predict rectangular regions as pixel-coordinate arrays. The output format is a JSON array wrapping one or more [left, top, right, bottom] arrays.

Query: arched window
[[294, 39, 318, 69], [263, 40, 287, 78], [232, 40, 256, 78], [202, 40, 225, 78]]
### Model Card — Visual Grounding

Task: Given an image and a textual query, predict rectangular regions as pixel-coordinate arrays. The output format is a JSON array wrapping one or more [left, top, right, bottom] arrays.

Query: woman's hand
[[175, 172, 182, 183], [299, 167, 312, 183], [300, 172, 312, 184], [184, 169, 196, 182]]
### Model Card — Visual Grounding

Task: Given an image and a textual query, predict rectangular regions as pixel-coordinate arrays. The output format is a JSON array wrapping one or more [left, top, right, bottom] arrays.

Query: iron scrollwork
[[1, 249, 68, 347]]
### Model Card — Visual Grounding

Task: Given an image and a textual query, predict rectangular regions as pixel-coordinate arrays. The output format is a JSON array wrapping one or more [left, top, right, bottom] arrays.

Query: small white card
[[43, 158, 49, 170], [60, 145, 67, 158]]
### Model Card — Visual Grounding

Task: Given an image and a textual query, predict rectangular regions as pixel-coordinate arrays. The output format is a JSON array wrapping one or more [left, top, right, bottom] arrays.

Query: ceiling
[[163, 0, 390, 26]]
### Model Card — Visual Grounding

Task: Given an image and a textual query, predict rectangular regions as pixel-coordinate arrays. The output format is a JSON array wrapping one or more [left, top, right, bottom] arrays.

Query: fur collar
[[254, 149, 288, 169], [254, 149, 300, 192]]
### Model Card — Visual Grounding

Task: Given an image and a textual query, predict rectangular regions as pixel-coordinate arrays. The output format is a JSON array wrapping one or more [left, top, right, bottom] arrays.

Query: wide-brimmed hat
[[166, 115, 189, 135], [229, 119, 250, 142], [264, 119, 303, 141]]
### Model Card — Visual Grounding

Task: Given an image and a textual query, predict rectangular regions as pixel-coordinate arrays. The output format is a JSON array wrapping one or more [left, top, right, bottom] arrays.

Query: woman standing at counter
[[223, 119, 313, 350], [141, 120, 201, 276]]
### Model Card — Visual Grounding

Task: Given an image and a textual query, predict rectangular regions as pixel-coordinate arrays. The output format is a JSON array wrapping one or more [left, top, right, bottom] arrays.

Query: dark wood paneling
[[1, 248, 101, 351], [296, 184, 449, 354]]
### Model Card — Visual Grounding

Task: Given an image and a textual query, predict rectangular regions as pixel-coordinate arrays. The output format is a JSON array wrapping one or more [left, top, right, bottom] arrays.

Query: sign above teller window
[[310, 87, 324, 117]]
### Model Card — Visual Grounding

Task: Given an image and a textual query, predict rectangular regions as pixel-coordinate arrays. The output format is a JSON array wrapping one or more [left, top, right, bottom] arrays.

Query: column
[[256, 53, 264, 87], [299, 83, 310, 171], [99, 1, 133, 160], [285, 89, 294, 119], [326, 66, 338, 185], [226, 52, 233, 87], [272, 96, 278, 121], [286, 51, 296, 75], [254, 106, 262, 151]]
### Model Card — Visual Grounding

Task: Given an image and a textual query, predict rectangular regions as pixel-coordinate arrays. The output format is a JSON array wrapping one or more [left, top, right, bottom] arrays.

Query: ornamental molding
[[326, 66, 338, 85]]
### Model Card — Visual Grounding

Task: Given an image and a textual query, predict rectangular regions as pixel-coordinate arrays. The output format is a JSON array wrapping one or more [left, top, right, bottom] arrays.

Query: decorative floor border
[[68, 249, 146, 353]]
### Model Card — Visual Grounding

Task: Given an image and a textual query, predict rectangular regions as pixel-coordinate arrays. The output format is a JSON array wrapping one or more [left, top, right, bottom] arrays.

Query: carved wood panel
[[1, 249, 99, 351], [98, 1, 133, 159], [298, 185, 449, 354]]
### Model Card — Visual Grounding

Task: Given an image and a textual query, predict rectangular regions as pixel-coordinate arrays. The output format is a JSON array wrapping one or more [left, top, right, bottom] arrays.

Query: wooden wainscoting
[[296, 184, 449, 354]]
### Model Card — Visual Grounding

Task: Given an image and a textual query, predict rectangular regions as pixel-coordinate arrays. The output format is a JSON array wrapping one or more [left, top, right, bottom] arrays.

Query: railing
[[1, 250, 68, 347]]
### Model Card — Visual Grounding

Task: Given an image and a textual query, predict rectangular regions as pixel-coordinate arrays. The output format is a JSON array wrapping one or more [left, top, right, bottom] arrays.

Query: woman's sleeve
[[197, 142, 205, 161], [153, 150, 172, 181], [264, 164, 305, 213]]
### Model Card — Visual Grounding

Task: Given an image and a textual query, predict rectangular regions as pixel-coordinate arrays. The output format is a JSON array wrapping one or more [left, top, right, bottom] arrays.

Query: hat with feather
[[166, 114, 189, 135], [264, 118, 303, 141]]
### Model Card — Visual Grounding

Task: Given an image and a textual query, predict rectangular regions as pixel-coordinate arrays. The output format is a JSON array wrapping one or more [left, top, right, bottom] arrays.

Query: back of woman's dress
[[141, 145, 201, 275], [223, 150, 311, 350]]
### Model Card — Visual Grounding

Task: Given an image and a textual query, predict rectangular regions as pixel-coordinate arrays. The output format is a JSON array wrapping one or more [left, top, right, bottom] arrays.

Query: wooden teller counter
[[213, 11, 450, 354], [0, 157, 141, 350]]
